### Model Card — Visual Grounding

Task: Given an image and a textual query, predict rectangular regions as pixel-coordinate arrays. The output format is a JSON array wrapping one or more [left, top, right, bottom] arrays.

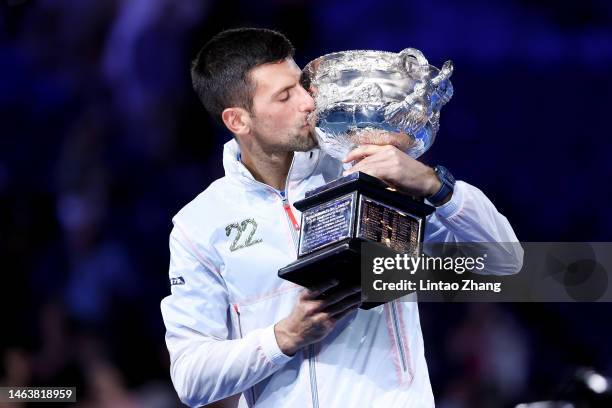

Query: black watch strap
[[428, 165, 455, 206]]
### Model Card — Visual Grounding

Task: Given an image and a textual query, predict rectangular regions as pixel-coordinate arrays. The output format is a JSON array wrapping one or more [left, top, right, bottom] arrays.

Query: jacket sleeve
[[160, 223, 294, 407], [424, 180, 524, 275]]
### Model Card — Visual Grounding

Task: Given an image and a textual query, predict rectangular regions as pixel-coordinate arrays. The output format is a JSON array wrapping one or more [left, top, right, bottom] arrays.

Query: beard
[[253, 125, 318, 154], [290, 127, 318, 152], [248, 107, 320, 156]]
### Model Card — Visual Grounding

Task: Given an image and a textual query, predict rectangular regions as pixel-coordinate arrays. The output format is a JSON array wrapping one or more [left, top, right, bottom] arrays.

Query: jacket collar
[[222, 138, 321, 191]]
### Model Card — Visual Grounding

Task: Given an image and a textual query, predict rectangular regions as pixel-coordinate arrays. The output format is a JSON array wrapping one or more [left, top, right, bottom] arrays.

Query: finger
[[317, 285, 361, 307], [343, 144, 387, 163], [344, 152, 403, 185], [331, 305, 360, 322], [355, 130, 413, 151], [324, 292, 362, 316], [314, 283, 360, 299], [342, 154, 378, 175], [302, 279, 340, 300], [343, 162, 383, 179], [343, 149, 396, 175]]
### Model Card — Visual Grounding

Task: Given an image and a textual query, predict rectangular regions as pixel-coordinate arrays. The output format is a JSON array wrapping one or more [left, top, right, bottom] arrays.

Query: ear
[[221, 107, 251, 136]]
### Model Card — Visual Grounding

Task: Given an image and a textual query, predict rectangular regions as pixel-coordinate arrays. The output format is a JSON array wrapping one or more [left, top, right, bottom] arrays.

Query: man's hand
[[274, 281, 362, 356], [343, 144, 445, 201]]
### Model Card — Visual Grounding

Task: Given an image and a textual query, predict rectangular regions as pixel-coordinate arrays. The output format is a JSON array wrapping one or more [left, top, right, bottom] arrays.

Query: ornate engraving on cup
[[302, 48, 454, 161]]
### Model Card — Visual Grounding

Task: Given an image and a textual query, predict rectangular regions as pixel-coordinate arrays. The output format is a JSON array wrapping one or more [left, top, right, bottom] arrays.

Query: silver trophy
[[303, 48, 453, 161], [279, 48, 454, 307]]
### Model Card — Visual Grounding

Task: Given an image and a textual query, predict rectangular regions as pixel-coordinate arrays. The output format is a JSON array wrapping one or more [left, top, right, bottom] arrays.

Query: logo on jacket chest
[[225, 218, 263, 252]]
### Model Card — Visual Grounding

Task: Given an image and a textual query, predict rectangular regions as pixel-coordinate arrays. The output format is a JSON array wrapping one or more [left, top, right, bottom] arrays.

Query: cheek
[[253, 105, 297, 134], [253, 113, 284, 137], [267, 110, 294, 129]]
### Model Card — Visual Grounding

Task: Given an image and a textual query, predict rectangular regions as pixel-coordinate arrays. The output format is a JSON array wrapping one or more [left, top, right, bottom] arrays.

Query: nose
[[297, 85, 315, 112]]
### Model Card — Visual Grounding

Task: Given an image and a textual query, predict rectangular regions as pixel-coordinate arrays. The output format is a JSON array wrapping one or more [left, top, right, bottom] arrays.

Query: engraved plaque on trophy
[[278, 48, 454, 308]]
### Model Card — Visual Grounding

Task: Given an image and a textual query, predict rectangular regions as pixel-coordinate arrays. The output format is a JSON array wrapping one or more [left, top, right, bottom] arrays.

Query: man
[[161, 28, 522, 407]]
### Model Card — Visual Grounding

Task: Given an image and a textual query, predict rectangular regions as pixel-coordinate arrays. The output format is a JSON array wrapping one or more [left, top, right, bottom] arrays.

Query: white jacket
[[160, 139, 522, 407]]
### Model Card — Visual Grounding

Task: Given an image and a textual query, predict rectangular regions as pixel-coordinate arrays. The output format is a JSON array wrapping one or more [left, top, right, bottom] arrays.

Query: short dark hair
[[191, 27, 295, 124]]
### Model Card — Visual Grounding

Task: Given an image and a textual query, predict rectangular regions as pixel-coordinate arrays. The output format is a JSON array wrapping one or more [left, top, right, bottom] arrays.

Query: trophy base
[[278, 239, 384, 310], [278, 172, 435, 309]]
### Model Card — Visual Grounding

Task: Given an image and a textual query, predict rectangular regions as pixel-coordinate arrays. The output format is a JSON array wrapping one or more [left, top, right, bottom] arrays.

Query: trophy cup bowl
[[278, 48, 454, 308], [302, 48, 454, 160]]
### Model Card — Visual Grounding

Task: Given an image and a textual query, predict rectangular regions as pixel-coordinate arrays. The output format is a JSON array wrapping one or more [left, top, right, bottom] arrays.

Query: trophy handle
[[385, 56, 454, 141], [431, 60, 453, 85], [384, 48, 430, 134], [395, 48, 431, 117], [399, 48, 429, 73], [431, 60, 454, 107]]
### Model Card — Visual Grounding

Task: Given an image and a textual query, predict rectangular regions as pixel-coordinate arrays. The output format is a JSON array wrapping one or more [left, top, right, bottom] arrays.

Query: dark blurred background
[[1, 0, 611, 407]]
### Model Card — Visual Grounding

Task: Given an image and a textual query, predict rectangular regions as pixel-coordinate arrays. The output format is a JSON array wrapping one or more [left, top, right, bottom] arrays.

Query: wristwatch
[[428, 165, 455, 206]]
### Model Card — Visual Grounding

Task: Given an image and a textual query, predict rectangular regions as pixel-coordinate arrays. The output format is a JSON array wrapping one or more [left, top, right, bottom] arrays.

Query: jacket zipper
[[233, 304, 258, 405], [279, 193, 319, 408], [237, 153, 320, 407], [308, 345, 320, 408], [282, 196, 300, 250], [389, 301, 408, 373]]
